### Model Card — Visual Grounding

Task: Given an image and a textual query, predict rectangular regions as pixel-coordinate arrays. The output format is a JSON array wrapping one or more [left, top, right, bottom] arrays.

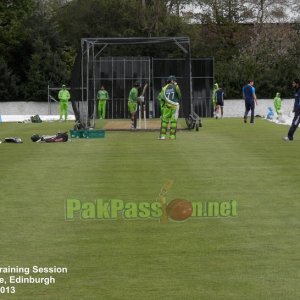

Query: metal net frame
[[73, 37, 192, 128]]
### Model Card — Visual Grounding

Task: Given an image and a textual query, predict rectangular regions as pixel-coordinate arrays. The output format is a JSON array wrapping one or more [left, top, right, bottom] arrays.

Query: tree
[[24, 38, 72, 101], [1, 0, 299, 101], [21, 0, 75, 101], [54, 0, 186, 44], [187, 0, 300, 98], [243, 0, 292, 23], [0, 56, 19, 101], [211, 23, 300, 98], [54, 0, 141, 47], [165, 0, 193, 16], [0, 0, 35, 100], [138, 0, 188, 36], [193, 0, 252, 24]]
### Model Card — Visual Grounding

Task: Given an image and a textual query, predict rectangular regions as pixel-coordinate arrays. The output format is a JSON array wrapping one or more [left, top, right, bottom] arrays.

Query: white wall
[[0, 102, 74, 115], [219, 99, 294, 117], [0, 99, 294, 118]]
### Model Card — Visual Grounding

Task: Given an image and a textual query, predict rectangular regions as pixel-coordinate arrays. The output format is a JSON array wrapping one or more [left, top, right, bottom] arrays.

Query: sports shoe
[[158, 136, 166, 140], [243, 118, 247, 123], [282, 136, 292, 141]]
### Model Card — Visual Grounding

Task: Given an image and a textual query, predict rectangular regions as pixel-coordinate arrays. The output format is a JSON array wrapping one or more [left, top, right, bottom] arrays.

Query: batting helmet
[[31, 134, 41, 142], [167, 75, 177, 83]]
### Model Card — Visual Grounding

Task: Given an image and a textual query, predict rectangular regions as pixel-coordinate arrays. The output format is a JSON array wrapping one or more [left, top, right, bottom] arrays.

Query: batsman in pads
[[159, 75, 182, 140]]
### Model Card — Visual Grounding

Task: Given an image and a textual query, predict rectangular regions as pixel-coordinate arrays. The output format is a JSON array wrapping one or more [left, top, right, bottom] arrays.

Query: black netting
[[192, 59, 214, 118], [152, 58, 191, 118], [69, 38, 214, 127]]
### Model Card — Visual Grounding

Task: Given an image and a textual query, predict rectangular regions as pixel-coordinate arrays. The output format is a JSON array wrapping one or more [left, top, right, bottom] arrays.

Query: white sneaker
[[282, 137, 292, 141], [159, 136, 166, 140]]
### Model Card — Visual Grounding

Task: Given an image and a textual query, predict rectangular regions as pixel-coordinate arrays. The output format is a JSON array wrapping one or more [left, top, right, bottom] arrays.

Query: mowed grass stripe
[[0, 119, 299, 299]]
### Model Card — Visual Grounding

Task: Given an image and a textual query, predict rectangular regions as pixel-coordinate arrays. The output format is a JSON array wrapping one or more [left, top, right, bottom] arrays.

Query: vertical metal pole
[[99, 56, 103, 118], [81, 40, 84, 126], [111, 57, 113, 119], [137, 59, 141, 129], [124, 58, 126, 119], [47, 84, 50, 115], [148, 57, 150, 118], [86, 42, 90, 127], [188, 41, 193, 116], [92, 42, 96, 128], [211, 56, 215, 117], [151, 58, 155, 118]]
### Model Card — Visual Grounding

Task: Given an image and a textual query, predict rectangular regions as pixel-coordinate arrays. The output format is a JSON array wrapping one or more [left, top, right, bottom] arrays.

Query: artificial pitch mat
[[102, 118, 185, 131], [0, 118, 299, 299]]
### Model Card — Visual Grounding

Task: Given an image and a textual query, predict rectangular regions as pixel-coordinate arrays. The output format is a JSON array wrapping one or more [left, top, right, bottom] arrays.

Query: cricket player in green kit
[[157, 90, 165, 115], [273, 92, 282, 116], [159, 75, 182, 140], [58, 84, 71, 121], [128, 81, 141, 129], [97, 85, 109, 119], [212, 83, 219, 117]]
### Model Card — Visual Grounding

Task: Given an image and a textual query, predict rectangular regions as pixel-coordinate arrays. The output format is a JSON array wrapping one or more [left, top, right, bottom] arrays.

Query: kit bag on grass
[[31, 115, 42, 123], [31, 132, 68, 143], [4, 137, 23, 143]]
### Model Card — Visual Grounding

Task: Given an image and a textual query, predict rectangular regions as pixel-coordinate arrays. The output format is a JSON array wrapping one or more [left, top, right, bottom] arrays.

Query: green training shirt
[[128, 87, 138, 102], [97, 90, 109, 101]]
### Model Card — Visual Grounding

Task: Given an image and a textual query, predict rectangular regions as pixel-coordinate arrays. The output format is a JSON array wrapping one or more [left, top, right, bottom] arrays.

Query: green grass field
[[0, 118, 299, 299]]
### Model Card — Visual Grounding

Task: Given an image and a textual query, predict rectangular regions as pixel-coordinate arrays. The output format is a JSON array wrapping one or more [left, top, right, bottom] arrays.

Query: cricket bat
[[141, 83, 148, 97], [138, 83, 148, 128]]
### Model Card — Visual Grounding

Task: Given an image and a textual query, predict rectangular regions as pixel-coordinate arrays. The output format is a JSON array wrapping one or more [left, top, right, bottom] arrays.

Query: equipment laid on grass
[[1, 137, 23, 143], [69, 129, 105, 139], [185, 112, 202, 131], [73, 120, 85, 130], [30, 115, 42, 123], [31, 132, 69, 143]]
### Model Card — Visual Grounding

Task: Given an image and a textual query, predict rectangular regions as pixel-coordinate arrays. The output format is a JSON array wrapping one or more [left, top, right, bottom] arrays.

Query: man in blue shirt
[[242, 80, 257, 123], [215, 86, 225, 119], [283, 78, 300, 141]]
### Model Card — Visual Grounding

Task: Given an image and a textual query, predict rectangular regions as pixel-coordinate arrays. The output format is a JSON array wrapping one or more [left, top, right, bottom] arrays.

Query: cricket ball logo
[[158, 180, 193, 223], [166, 199, 193, 221], [65, 181, 237, 221]]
